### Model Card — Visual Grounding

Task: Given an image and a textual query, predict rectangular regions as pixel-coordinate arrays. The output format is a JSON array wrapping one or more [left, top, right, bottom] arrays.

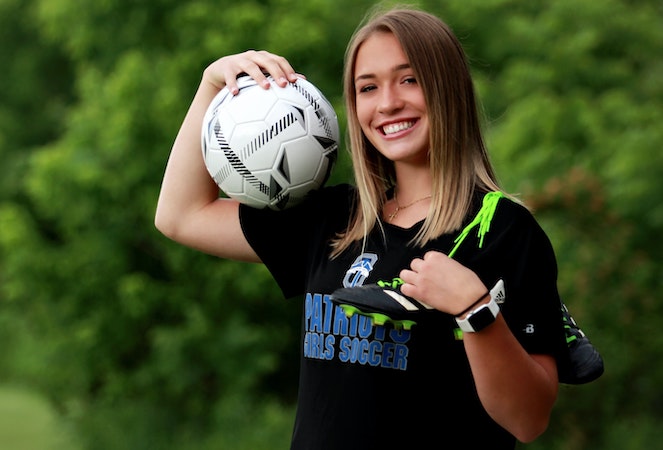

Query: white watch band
[[455, 279, 504, 333], [455, 298, 500, 332]]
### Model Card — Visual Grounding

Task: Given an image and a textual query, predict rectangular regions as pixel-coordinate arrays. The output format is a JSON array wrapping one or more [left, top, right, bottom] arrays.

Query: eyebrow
[[354, 63, 412, 84]]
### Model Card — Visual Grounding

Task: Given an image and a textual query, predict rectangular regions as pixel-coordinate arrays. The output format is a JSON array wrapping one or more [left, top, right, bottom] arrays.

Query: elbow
[[154, 219, 173, 240], [515, 425, 547, 444], [154, 216, 167, 237], [511, 411, 551, 444], [488, 395, 554, 444], [154, 209, 180, 241], [485, 402, 552, 444]]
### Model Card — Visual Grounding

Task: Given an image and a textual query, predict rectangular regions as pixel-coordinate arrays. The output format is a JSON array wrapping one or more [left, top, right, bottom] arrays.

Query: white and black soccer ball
[[201, 75, 339, 210]]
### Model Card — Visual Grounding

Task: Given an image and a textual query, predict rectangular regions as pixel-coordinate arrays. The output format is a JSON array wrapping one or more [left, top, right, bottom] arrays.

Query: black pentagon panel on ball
[[277, 150, 291, 183], [269, 175, 284, 201], [314, 135, 337, 152]]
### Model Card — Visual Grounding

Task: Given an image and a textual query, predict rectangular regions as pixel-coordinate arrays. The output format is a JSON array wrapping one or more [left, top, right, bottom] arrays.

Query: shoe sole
[[339, 304, 417, 330]]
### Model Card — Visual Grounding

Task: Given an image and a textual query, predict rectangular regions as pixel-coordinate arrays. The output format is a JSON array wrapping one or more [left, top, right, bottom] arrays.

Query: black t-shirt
[[240, 184, 566, 450]]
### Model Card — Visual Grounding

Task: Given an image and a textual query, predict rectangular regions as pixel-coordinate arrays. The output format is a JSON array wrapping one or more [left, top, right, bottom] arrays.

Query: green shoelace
[[448, 191, 506, 259]]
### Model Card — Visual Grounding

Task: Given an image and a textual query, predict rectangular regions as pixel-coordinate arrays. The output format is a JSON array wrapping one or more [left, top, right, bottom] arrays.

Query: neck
[[394, 188, 431, 207], [392, 164, 432, 201]]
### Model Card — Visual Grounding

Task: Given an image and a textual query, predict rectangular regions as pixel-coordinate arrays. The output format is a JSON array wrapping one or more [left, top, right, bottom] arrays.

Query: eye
[[357, 84, 376, 94], [403, 76, 417, 85]]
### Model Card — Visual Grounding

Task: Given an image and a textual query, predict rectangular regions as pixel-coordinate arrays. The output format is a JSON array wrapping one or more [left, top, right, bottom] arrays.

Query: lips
[[381, 120, 416, 135]]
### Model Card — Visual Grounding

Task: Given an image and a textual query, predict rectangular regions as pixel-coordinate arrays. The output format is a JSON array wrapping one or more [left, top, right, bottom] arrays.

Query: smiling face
[[353, 32, 429, 167]]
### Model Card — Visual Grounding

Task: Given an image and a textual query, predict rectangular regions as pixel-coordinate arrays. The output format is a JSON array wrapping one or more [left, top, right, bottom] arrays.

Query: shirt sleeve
[[239, 184, 353, 299]]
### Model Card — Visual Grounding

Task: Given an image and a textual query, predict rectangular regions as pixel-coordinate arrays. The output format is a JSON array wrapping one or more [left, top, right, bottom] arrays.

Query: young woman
[[156, 6, 566, 449]]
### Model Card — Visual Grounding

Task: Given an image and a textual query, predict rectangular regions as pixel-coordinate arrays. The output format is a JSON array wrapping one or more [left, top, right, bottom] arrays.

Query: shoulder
[[464, 191, 536, 232], [312, 183, 356, 205], [489, 194, 555, 256], [495, 195, 544, 232], [240, 183, 355, 235], [495, 195, 534, 223], [467, 191, 536, 225], [460, 191, 550, 252], [293, 183, 356, 219]]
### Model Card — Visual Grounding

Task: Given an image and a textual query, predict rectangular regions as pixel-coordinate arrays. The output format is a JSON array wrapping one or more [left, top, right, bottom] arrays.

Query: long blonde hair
[[331, 6, 502, 258]]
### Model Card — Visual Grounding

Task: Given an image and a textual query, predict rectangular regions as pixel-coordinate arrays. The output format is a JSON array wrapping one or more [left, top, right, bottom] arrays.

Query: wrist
[[454, 279, 504, 333], [455, 290, 490, 319]]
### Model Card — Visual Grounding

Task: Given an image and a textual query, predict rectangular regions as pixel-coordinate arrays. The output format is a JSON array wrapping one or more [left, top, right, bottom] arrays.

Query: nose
[[377, 86, 405, 114]]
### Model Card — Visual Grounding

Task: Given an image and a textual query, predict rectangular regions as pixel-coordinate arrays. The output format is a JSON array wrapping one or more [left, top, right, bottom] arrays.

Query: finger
[[235, 54, 272, 90], [206, 56, 253, 95], [400, 281, 416, 298], [399, 277, 423, 301], [399, 268, 416, 284], [409, 257, 425, 272], [222, 72, 241, 96], [244, 50, 297, 88], [259, 52, 298, 84]]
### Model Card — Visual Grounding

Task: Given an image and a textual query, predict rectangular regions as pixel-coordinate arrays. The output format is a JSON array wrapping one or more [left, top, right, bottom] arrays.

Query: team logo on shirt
[[298, 252, 415, 371], [342, 253, 378, 287]]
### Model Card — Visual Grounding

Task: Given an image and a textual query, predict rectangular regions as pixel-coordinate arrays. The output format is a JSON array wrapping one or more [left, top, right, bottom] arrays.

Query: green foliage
[[0, 0, 74, 198], [0, 0, 661, 448], [0, 385, 81, 450]]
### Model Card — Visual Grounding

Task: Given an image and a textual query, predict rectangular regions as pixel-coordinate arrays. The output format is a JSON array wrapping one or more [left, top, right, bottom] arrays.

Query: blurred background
[[0, 0, 661, 448]]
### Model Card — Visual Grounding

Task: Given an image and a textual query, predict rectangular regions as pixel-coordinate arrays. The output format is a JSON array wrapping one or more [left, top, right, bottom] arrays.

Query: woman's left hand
[[399, 250, 488, 315]]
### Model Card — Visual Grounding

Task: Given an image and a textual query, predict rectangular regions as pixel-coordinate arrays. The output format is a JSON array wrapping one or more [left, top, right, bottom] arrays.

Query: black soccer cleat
[[330, 278, 432, 330], [558, 303, 605, 385]]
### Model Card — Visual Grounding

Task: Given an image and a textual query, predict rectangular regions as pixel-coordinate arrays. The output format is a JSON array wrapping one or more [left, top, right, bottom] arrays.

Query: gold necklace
[[387, 191, 432, 221]]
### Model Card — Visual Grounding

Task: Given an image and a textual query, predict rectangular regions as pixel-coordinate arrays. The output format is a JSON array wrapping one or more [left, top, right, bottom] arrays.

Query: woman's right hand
[[203, 50, 300, 96]]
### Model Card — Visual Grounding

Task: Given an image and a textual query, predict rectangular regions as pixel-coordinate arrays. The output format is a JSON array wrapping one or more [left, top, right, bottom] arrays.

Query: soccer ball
[[201, 75, 339, 210]]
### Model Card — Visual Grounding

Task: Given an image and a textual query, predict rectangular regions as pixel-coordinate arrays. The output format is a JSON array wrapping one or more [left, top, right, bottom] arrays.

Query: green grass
[[0, 385, 80, 450]]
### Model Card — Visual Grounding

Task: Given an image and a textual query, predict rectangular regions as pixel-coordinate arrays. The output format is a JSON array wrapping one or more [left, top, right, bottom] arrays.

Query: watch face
[[468, 305, 496, 332]]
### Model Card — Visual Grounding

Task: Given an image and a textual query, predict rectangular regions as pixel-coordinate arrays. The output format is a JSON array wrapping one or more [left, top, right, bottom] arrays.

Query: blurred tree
[[0, 0, 74, 197]]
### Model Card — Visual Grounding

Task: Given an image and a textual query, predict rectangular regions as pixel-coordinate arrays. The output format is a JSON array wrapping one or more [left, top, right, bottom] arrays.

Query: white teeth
[[382, 121, 414, 135]]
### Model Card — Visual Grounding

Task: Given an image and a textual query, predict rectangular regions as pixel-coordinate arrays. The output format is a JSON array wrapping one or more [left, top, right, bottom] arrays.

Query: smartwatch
[[455, 279, 504, 333]]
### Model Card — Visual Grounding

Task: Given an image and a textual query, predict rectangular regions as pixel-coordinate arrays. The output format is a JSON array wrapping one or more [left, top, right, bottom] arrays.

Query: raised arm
[[154, 51, 298, 261]]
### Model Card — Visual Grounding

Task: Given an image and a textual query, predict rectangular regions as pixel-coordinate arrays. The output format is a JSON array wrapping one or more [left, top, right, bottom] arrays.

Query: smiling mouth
[[381, 120, 415, 135]]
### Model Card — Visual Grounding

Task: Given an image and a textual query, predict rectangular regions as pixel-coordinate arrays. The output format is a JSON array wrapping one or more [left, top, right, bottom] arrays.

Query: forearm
[[463, 316, 558, 443]]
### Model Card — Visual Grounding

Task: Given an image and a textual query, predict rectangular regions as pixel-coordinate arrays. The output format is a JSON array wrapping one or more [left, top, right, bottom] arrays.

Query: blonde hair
[[331, 6, 502, 258]]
